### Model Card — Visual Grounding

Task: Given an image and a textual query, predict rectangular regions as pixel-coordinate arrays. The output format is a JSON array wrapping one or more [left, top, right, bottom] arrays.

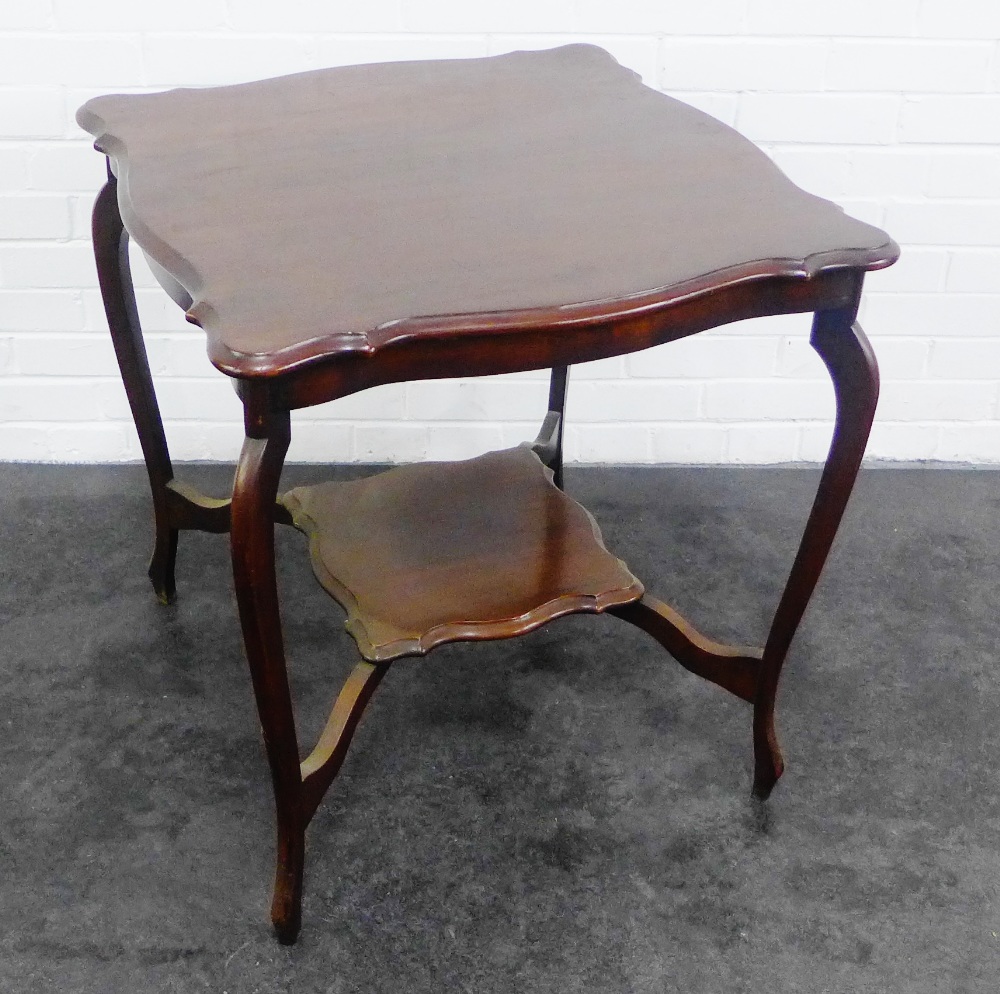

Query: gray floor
[[1, 461, 998, 993]]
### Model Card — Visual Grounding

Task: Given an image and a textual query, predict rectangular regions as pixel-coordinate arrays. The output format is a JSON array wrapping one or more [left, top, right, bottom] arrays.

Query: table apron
[[241, 268, 863, 414]]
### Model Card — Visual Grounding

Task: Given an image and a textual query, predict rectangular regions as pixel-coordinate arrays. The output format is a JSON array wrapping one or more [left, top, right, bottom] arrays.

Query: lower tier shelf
[[279, 445, 644, 662]]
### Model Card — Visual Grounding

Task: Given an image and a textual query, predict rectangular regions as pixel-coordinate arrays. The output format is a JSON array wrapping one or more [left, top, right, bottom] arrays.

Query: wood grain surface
[[280, 445, 644, 661], [77, 45, 897, 380]]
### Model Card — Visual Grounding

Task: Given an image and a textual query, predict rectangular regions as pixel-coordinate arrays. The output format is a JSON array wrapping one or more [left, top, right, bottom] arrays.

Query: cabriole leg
[[753, 301, 879, 798], [92, 173, 178, 602], [230, 408, 303, 942]]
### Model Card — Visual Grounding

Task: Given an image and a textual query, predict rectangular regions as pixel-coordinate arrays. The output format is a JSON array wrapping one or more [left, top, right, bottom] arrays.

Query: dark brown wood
[[281, 446, 644, 662], [264, 266, 868, 413], [229, 410, 303, 942], [532, 366, 569, 489], [77, 45, 896, 386], [92, 177, 178, 602], [93, 176, 244, 573], [752, 290, 880, 799], [163, 479, 289, 532], [164, 480, 231, 533], [79, 45, 898, 943], [299, 661, 390, 824], [610, 595, 762, 704], [229, 405, 393, 941]]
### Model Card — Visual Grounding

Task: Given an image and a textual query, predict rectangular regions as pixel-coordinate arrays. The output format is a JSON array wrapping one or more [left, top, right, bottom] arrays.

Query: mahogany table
[[78, 45, 898, 943]]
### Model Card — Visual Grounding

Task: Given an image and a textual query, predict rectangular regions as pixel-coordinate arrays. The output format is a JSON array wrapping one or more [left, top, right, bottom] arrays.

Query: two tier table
[[78, 45, 898, 943]]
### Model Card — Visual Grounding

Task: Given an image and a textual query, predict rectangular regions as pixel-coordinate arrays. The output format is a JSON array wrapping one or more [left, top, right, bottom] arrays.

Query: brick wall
[[1, 1, 997, 464]]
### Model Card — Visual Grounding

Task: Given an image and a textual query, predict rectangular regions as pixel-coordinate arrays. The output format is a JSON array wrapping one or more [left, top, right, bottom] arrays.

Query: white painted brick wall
[[0, 1, 997, 464]]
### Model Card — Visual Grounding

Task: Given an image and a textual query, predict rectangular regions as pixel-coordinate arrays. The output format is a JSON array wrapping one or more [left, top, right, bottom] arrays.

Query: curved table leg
[[753, 306, 879, 798], [232, 400, 392, 942], [230, 409, 304, 942], [92, 174, 177, 602]]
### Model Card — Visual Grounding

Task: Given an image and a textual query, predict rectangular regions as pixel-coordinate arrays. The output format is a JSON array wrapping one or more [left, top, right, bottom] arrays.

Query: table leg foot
[[271, 821, 305, 945], [752, 707, 784, 799], [148, 523, 178, 604]]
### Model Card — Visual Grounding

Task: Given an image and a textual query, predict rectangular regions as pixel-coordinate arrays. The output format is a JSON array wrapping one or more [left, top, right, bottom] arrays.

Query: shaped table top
[[78, 45, 897, 380]]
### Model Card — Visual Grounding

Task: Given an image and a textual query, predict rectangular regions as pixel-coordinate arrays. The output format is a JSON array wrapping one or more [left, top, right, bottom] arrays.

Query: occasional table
[[78, 45, 898, 943]]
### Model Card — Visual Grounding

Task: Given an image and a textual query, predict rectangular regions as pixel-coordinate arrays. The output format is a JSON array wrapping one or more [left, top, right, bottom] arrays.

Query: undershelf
[[280, 445, 644, 662]]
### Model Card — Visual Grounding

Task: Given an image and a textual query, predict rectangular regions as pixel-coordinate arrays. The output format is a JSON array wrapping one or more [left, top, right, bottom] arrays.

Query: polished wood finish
[[94, 174, 240, 592], [232, 405, 390, 942], [281, 446, 644, 662], [752, 300, 880, 798], [610, 596, 763, 704], [77, 45, 895, 384], [92, 175, 178, 602], [81, 46, 896, 943], [164, 480, 231, 533], [299, 661, 389, 824], [229, 410, 303, 942], [267, 266, 872, 413]]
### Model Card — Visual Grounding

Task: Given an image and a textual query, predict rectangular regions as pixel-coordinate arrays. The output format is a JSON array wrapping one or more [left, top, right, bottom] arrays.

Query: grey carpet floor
[[1, 462, 998, 993]]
